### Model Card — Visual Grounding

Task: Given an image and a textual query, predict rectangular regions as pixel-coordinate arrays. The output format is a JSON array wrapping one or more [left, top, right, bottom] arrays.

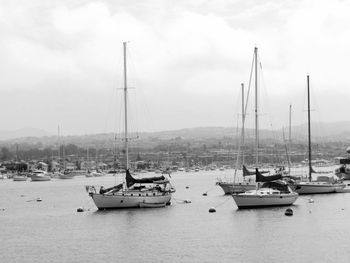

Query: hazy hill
[[0, 128, 52, 141], [1, 121, 350, 147]]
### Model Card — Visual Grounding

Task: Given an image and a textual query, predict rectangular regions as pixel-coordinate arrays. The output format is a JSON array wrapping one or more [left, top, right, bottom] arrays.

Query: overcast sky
[[1, 0, 349, 135]]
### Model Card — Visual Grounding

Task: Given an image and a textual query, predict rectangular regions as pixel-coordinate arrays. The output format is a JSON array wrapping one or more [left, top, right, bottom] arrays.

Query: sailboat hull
[[90, 192, 172, 209], [217, 182, 256, 194], [295, 182, 345, 194], [232, 193, 298, 209]]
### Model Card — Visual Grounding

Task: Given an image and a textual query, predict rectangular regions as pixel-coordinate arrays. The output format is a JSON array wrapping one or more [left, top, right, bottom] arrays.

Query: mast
[[254, 47, 258, 167], [289, 104, 292, 143], [241, 83, 245, 165], [307, 75, 312, 181], [123, 42, 129, 170]]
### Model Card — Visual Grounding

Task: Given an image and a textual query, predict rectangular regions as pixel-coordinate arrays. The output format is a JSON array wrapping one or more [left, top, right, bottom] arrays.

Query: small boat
[[58, 172, 74, 179], [13, 173, 28, 181], [232, 180, 298, 209], [30, 170, 51, 181]]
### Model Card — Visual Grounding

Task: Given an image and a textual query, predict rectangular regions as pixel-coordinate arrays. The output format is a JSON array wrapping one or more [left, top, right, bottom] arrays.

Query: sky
[[1, 0, 350, 135]]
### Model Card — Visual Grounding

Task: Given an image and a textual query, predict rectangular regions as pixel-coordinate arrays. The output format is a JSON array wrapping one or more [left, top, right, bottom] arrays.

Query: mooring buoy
[[285, 208, 293, 216], [209, 207, 216, 213]]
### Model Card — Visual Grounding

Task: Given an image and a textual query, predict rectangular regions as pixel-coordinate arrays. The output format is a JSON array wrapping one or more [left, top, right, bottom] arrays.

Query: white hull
[[217, 182, 256, 194], [232, 192, 298, 209], [90, 192, 172, 209], [31, 175, 51, 181], [295, 182, 345, 194]]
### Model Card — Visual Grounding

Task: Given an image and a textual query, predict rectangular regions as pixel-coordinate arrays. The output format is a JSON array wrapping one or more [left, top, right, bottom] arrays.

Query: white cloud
[[0, 0, 350, 134]]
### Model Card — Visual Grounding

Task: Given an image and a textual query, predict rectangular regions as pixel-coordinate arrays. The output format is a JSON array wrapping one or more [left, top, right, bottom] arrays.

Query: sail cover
[[340, 158, 350, 165], [126, 169, 165, 188], [256, 168, 282, 182], [243, 165, 269, 177]]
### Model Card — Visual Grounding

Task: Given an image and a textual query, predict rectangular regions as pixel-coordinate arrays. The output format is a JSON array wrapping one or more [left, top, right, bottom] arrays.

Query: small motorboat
[[30, 170, 51, 181]]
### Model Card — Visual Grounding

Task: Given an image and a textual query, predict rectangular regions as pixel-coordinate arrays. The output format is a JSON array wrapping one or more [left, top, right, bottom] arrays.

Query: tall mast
[[307, 75, 312, 181], [241, 83, 245, 165], [254, 47, 258, 167], [123, 42, 129, 170], [289, 104, 292, 142], [288, 105, 292, 173]]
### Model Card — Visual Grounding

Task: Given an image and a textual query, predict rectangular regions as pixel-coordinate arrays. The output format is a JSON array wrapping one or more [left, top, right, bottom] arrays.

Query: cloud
[[0, 0, 350, 135]]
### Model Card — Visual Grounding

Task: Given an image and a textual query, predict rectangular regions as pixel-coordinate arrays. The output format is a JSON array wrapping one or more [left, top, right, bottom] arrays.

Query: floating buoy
[[285, 208, 293, 216], [308, 198, 314, 203], [202, 192, 207, 196], [184, 199, 191, 203], [209, 207, 216, 213], [36, 198, 42, 202], [185, 186, 190, 189], [77, 207, 84, 212]]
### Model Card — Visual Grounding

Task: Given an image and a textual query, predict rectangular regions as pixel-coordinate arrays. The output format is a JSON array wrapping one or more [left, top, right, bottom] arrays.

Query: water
[[1, 170, 350, 262]]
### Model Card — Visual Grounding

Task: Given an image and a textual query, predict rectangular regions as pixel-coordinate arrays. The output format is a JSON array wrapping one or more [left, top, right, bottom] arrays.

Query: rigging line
[[244, 51, 255, 118], [213, 196, 232, 208]]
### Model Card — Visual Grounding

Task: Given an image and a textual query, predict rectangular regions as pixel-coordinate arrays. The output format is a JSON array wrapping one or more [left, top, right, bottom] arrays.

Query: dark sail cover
[[340, 158, 350, 165], [126, 169, 165, 188], [256, 168, 282, 182], [243, 165, 269, 177]]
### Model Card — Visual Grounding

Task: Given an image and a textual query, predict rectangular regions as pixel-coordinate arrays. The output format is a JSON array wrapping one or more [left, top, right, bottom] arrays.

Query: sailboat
[[232, 47, 298, 209], [217, 57, 272, 194], [294, 75, 345, 194], [217, 83, 256, 194], [86, 42, 174, 209]]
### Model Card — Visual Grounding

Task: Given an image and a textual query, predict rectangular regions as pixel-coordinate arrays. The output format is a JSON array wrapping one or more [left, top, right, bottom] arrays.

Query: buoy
[[77, 207, 84, 212], [202, 192, 208, 196], [185, 186, 190, 189], [36, 198, 42, 202], [209, 207, 216, 213], [285, 208, 293, 216], [184, 199, 191, 203], [308, 198, 314, 203]]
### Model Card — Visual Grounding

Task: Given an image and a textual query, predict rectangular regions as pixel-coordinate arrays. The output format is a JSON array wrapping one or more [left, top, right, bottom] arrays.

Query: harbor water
[[1, 169, 350, 262]]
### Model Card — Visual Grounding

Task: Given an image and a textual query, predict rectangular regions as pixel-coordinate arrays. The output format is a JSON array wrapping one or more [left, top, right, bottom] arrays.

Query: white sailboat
[[295, 75, 345, 194], [232, 47, 298, 209], [217, 83, 257, 194], [87, 42, 174, 209]]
